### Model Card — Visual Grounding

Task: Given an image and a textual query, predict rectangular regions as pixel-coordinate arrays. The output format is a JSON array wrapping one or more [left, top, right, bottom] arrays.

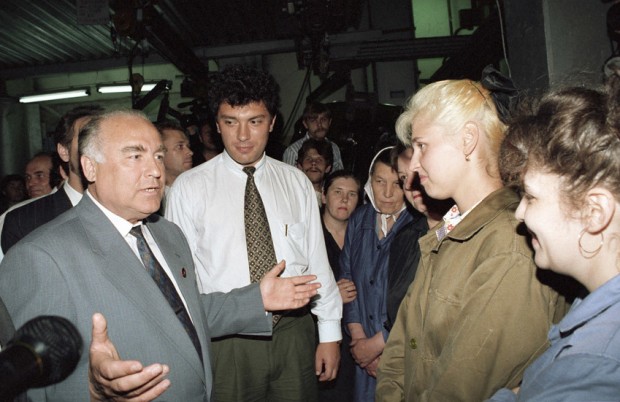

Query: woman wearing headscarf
[[340, 146, 413, 402]]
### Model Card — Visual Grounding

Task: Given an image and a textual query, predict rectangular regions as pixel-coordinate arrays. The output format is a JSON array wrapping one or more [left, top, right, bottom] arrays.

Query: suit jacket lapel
[[145, 217, 210, 361], [74, 197, 205, 380]]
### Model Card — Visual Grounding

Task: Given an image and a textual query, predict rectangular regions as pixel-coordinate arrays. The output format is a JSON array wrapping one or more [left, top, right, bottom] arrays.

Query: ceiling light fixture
[[19, 88, 90, 104], [97, 83, 158, 94]]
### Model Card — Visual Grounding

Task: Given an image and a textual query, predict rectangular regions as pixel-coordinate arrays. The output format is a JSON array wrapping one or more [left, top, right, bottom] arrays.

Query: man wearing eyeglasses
[[283, 102, 344, 170]]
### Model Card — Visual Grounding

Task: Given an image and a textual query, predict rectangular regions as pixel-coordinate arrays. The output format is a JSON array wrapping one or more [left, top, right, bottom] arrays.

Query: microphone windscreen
[[9, 315, 83, 386]]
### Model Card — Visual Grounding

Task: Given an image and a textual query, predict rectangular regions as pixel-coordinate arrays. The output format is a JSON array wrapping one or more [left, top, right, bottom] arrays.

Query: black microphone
[[0, 316, 83, 401]]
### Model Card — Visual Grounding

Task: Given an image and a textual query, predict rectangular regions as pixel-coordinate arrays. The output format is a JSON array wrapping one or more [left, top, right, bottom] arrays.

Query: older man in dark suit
[[0, 109, 319, 402]]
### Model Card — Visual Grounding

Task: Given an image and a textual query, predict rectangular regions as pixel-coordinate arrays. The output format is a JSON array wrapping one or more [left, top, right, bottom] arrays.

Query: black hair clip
[[480, 65, 519, 124]]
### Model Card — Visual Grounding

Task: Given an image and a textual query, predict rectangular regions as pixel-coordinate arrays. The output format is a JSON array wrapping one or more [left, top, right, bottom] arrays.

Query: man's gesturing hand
[[89, 313, 171, 402], [260, 261, 321, 311]]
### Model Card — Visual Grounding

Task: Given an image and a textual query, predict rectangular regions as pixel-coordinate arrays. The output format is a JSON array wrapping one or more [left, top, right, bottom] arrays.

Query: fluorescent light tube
[[97, 83, 157, 94], [19, 89, 90, 103]]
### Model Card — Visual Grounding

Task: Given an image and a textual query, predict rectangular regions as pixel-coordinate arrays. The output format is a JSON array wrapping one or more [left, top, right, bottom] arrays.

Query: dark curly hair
[[297, 138, 333, 167], [208, 64, 280, 117], [499, 79, 620, 211]]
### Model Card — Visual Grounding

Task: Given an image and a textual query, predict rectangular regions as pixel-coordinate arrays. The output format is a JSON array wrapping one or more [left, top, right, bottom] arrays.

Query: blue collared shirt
[[488, 273, 620, 401]]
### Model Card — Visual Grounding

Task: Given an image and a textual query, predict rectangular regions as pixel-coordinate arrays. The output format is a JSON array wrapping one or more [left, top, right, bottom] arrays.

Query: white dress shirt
[[63, 180, 83, 206], [166, 151, 342, 342]]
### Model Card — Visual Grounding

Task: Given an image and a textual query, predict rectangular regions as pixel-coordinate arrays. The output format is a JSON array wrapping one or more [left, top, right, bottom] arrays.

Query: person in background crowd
[[318, 169, 360, 402], [24, 152, 59, 199], [158, 120, 194, 188], [384, 144, 451, 331], [191, 115, 223, 166], [156, 120, 193, 214], [297, 138, 333, 206], [1, 105, 103, 254], [283, 102, 344, 170], [340, 146, 413, 402], [376, 70, 569, 401], [487, 77, 620, 401], [0, 174, 26, 214]]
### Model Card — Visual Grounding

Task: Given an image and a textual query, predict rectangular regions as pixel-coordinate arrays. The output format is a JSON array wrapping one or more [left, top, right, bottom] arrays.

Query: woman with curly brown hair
[[488, 77, 620, 401]]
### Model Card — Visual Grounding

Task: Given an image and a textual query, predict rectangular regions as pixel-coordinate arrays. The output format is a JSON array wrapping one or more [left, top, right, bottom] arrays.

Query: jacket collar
[[444, 187, 519, 242], [422, 187, 519, 252], [557, 274, 620, 337]]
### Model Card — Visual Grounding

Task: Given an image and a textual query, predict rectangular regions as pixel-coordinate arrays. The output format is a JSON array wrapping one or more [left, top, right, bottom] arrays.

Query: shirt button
[[376, 245, 381, 250], [409, 338, 417, 349], [369, 314, 374, 320], [369, 279, 374, 285]]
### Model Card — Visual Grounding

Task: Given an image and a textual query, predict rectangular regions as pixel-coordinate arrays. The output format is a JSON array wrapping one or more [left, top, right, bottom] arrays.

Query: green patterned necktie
[[243, 166, 281, 325]]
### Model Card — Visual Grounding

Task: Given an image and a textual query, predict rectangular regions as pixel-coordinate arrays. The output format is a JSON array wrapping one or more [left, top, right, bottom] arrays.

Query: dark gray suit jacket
[[1, 186, 72, 253], [0, 297, 14, 347], [0, 195, 271, 401]]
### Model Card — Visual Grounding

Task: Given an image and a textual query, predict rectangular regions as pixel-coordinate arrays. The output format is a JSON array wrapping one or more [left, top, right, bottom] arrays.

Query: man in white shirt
[[166, 64, 342, 402], [283, 102, 344, 170]]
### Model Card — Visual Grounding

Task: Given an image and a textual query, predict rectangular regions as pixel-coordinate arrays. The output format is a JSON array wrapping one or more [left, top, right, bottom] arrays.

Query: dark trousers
[[317, 331, 355, 402], [212, 313, 318, 402]]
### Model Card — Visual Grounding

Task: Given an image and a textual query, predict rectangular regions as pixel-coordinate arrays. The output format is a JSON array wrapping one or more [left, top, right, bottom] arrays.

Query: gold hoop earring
[[465, 154, 471, 161], [578, 229, 604, 259]]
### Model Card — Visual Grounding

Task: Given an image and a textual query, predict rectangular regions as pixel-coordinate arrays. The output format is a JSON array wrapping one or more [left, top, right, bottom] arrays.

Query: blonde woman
[[376, 69, 568, 401]]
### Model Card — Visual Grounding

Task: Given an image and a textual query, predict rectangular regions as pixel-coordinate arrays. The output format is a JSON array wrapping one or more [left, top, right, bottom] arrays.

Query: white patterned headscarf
[[364, 146, 406, 237]]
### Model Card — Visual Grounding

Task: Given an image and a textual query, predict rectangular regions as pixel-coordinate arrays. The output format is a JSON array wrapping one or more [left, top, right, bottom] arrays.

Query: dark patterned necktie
[[243, 167, 281, 325], [130, 226, 203, 363]]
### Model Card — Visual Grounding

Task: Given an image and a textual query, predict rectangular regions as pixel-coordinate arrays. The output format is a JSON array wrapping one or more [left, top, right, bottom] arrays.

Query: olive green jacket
[[376, 187, 567, 402]]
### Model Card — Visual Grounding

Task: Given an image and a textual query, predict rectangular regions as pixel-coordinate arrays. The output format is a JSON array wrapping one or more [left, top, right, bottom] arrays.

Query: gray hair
[[79, 109, 152, 163]]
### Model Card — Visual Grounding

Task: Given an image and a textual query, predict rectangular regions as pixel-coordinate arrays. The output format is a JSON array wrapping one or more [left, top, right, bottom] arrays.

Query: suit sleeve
[[0, 297, 15, 347], [200, 284, 271, 338], [163, 218, 272, 338], [0, 243, 82, 402], [0, 243, 77, 329]]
